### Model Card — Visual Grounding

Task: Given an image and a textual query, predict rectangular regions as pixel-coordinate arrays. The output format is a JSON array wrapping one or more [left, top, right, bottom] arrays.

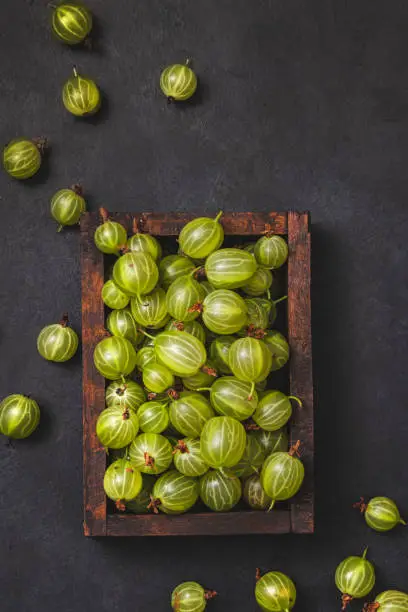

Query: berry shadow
[[164, 79, 209, 110], [62, 14, 105, 56], [71, 88, 110, 126]]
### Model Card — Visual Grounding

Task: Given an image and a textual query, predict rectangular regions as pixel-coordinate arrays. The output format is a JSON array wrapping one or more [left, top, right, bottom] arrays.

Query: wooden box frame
[[81, 211, 313, 537]]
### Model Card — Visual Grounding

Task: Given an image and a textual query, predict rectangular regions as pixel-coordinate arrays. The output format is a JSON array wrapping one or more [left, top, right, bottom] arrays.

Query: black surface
[[1, 1, 408, 610]]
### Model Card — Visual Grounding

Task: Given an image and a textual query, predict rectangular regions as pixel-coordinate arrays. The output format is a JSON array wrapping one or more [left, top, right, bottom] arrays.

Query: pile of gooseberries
[[94, 210, 304, 516]]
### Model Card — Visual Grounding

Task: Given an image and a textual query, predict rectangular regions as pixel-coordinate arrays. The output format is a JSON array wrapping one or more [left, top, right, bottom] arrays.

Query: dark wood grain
[[81, 212, 108, 537], [81, 210, 313, 536], [110, 211, 288, 235], [107, 510, 291, 536], [287, 211, 314, 534]]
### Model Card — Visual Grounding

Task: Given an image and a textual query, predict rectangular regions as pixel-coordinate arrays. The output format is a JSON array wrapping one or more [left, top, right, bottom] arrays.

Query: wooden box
[[80, 211, 313, 536]]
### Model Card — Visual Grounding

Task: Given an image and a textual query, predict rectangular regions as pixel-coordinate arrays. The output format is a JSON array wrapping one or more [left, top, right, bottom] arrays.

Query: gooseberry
[[354, 497, 406, 532], [0, 394, 40, 439], [200, 416, 246, 469], [94, 208, 127, 255], [51, 1, 92, 45], [62, 66, 100, 116], [103, 458, 142, 511], [149, 470, 199, 514], [171, 582, 217, 612], [205, 248, 257, 290], [37, 313, 79, 362], [160, 60, 198, 102], [254, 234, 289, 270], [3, 137, 45, 180], [199, 468, 241, 512], [178, 212, 224, 259], [202, 290, 248, 335], [335, 548, 375, 610], [50, 184, 86, 232], [255, 569, 297, 612], [173, 438, 209, 477], [96, 405, 139, 449], [128, 432, 172, 475], [260, 441, 305, 508], [93, 336, 137, 380]]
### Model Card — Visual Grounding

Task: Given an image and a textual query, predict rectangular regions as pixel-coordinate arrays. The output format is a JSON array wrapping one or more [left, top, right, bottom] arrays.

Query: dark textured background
[[1, 0, 408, 610]]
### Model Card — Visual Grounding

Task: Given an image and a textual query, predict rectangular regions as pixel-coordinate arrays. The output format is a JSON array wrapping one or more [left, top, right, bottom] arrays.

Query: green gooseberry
[[178, 212, 224, 259], [37, 313, 79, 362], [242, 267, 273, 297], [354, 496, 406, 532], [243, 474, 272, 510], [173, 438, 209, 477], [142, 362, 175, 393], [137, 401, 169, 434], [160, 59, 198, 102], [171, 581, 217, 611], [253, 391, 302, 431], [0, 394, 40, 439], [3, 137, 45, 180], [335, 548, 376, 610], [62, 67, 101, 117], [127, 218, 162, 260], [94, 208, 127, 255], [254, 234, 289, 270], [50, 184, 86, 231], [51, 1, 92, 45], [255, 570, 296, 611], [106, 308, 139, 344], [263, 330, 290, 371], [101, 280, 130, 310]]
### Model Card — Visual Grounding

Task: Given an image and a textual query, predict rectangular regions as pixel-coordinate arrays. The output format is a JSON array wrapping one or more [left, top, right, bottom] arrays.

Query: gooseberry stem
[[116, 384, 127, 397], [341, 594, 353, 610], [115, 499, 126, 512], [248, 381, 255, 401], [99, 207, 109, 223], [214, 211, 223, 223], [59, 313, 69, 327], [400, 518, 407, 525], [196, 387, 211, 392], [33, 137, 48, 153], [353, 497, 367, 514], [73, 66, 78, 78], [147, 496, 161, 514], [202, 365, 217, 376], [57, 224, 63, 233], [273, 295, 288, 305], [288, 440, 301, 457], [288, 396, 302, 408], [185, 58, 192, 66], [172, 440, 189, 455], [167, 389, 180, 401], [139, 329, 155, 341], [266, 288, 271, 300], [72, 183, 83, 195], [267, 499, 276, 511], [362, 547, 368, 559]]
